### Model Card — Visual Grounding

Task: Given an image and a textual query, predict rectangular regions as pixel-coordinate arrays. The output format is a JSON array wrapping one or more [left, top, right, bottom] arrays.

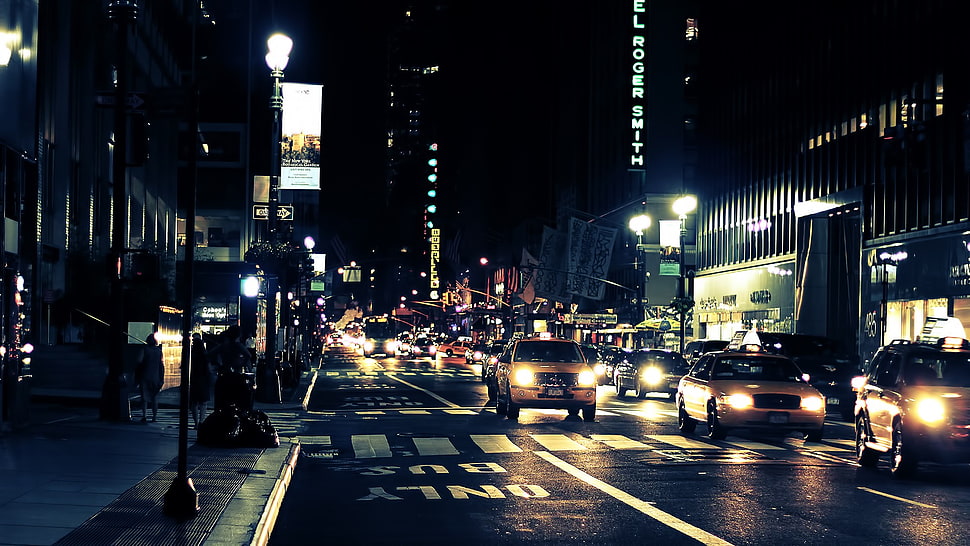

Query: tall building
[[692, 0, 967, 361]]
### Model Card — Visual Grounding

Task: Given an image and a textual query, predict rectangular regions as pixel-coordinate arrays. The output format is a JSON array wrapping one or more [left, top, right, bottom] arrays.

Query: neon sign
[[630, 0, 647, 167]]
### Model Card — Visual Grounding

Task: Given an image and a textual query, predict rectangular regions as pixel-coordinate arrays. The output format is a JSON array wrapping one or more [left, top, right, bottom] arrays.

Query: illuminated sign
[[630, 0, 647, 167], [430, 228, 441, 292], [199, 305, 228, 321]]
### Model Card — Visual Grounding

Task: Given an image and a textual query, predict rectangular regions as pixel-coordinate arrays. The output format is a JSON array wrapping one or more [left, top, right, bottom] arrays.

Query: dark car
[[482, 340, 508, 386], [855, 337, 970, 477], [683, 339, 729, 366], [580, 344, 609, 385], [465, 343, 489, 364], [405, 336, 437, 359], [598, 346, 631, 386], [613, 348, 690, 399], [754, 332, 861, 421]]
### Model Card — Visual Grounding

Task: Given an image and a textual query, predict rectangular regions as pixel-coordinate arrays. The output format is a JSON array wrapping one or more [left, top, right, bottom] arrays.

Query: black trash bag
[[238, 409, 280, 448], [197, 406, 243, 447]]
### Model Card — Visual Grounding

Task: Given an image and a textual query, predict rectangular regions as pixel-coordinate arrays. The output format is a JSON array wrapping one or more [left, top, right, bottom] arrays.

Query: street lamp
[[263, 32, 292, 383], [628, 214, 652, 329], [672, 195, 697, 354]]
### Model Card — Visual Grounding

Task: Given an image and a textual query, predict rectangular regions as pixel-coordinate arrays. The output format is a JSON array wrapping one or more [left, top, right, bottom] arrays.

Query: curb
[[251, 439, 302, 546]]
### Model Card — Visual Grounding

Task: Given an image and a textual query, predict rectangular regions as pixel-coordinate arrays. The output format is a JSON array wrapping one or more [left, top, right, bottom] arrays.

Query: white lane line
[[386, 374, 461, 408], [471, 434, 523, 453], [648, 435, 718, 449], [413, 437, 460, 456], [297, 435, 332, 446], [590, 434, 653, 450], [444, 409, 479, 415], [531, 434, 587, 451], [399, 410, 432, 415], [857, 487, 938, 508], [535, 451, 735, 546], [352, 434, 392, 458], [724, 440, 785, 451]]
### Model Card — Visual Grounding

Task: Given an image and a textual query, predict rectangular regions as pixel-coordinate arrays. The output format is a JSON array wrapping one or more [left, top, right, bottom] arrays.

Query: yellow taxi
[[855, 336, 970, 477], [676, 332, 826, 441], [495, 334, 598, 421]]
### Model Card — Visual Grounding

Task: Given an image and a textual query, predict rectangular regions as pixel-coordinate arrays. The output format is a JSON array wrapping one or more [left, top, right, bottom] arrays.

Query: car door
[[681, 355, 714, 419], [863, 352, 901, 450]]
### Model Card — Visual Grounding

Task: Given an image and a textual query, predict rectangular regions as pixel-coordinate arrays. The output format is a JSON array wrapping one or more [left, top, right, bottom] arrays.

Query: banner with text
[[280, 82, 323, 190], [567, 217, 617, 300]]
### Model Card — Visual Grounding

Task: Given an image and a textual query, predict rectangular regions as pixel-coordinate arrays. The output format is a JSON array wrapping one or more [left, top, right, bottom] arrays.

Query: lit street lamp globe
[[628, 214, 652, 235]]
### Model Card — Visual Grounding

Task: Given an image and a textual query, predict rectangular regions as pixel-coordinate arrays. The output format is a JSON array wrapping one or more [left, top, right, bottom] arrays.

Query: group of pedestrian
[[134, 325, 254, 428]]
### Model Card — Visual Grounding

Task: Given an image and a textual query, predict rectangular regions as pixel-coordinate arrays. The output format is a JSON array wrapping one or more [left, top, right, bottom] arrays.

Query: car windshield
[[903, 352, 970, 387], [514, 341, 585, 363], [712, 356, 803, 382]]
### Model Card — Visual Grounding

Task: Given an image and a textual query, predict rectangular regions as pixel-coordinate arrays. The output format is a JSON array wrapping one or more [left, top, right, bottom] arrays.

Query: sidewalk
[[0, 355, 314, 546]]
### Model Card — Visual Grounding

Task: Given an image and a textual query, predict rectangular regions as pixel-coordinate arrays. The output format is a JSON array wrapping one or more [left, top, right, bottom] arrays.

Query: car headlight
[[641, 366, 663, 385], [364, 341, 374, 352], [513, 368, 535, 385], [578, 369, 597, 387], [800, 395, 825, 412], [915, 398, 946, 423], [723, 393, 753, 409], [593, 363, 605, 376]]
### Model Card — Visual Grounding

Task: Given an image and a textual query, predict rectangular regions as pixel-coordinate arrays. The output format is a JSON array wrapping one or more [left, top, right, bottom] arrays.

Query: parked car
[[676, 339, 826, 441], [683, 339, 729, 366], [855, 336, 970, 477], [754, 332, 861, 421], [495, 334, 597, 421], [613, 348, 690, 399]]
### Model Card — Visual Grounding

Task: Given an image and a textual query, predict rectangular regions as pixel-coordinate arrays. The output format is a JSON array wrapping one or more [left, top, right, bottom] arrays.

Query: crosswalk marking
[[400, 410, 431, 415], [352, 434, 392, 458], [471, 434, 523, 453], [725, 440, 786, 451], [413, 437, 461, 456], [647, 435, 716, 449], [298, 435, 332, 445], [444, 409, 479, 415], [531, 434, 587, 451], [591, 434, 652, 450]]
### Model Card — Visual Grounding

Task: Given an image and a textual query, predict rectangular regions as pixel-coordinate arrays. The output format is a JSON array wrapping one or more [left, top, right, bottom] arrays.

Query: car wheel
[[506, 399, 520, 420], [890, 420, 917, 478], [855, 415, 880, 468], [582, 406, 596, 422], [804, 426, 823, 443], [706, 401, 727, 440], [495, 385, 508, 415], [614, 377, 626, 398], [446, 350, 454, 357], [678, 402, 696, 433], [635, 380, 648, 399]]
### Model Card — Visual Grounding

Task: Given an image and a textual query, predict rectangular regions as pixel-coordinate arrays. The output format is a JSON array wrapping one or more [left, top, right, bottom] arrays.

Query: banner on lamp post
[[280, 82, 322, 190], [659, 219, 681, 276]]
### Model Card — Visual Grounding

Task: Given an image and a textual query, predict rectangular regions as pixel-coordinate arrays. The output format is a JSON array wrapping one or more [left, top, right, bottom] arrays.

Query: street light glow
[[628, 214, 652, 235], [265, 33, 292, 71], [673, 195, 697, 217]]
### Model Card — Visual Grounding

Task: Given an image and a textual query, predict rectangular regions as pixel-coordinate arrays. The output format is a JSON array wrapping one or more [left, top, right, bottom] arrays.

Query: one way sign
[[253, 205, 294, 221], [95, 91, 147, 111]]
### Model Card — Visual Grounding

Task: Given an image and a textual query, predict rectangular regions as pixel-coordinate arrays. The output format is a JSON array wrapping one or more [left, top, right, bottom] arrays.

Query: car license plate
[[546, 388, 564, 396], [826, 397, 839, 405], [768, 412, 789, 424]]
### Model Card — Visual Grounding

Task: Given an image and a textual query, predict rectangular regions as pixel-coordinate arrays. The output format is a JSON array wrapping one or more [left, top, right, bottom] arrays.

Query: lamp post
[[263, 33, 292, 379], [628, 214, 652, 330], [672, 195, 697, 354]]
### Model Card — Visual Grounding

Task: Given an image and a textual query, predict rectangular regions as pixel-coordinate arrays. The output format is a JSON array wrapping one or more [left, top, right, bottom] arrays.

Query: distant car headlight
[[800, 395, 825, 412], [850, 376, 867, 390], [363, 341, 375, 352], [473, 351, 484, 360], [593, 363, 605, 376], [916, 398, 946, 423], [641, 366, 663, 385], [724, 393, 753, 409], [578, 369, 597, 387], [386, 341, 398, 352], [513, 368, 535, 385]]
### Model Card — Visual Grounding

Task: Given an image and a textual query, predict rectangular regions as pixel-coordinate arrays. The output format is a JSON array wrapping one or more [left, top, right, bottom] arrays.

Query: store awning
[[635, 317, 679, 331]]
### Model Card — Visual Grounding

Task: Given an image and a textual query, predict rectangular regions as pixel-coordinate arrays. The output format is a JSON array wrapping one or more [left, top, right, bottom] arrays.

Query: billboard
[[280, 82, 323, 190]]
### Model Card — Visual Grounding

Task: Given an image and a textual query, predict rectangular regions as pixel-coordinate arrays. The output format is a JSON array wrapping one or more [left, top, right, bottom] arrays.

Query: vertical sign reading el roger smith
[[280, 82, 323, 190], [430, 228, 441, 300], [630, 0, 647, 167]]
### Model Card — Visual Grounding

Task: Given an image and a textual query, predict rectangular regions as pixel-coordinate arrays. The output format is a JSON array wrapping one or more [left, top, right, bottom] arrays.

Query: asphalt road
[[268, 352, 970, 545]]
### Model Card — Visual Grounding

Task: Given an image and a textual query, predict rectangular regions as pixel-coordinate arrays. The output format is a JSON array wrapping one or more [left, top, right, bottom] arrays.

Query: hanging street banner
[[659, 219, 681, 276], [280, 82, 323, 190], [566, 217, 617, 300]]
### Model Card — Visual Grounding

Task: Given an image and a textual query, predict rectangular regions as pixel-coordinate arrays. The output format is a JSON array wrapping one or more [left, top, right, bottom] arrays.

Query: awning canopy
[[635, 317, 680, 331]]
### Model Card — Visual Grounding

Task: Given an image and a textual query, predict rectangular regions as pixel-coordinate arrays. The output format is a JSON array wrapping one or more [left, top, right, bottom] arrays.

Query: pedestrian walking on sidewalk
[[135, 332, 165, 423], [190, 332, 212, 427], [213, 325, 254, 410]]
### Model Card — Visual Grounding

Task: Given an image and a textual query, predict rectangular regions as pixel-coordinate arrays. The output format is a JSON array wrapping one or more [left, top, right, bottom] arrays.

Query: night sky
[[197, 0, 563, 265]]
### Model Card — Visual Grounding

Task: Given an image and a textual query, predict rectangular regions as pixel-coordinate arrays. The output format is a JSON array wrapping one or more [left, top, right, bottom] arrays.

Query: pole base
[[163, 477, 199, 520], [99, 375, 131, 422]]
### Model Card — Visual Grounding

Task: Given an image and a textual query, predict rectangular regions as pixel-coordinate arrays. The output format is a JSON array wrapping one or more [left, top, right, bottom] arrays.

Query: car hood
[[518, 362, 591, 373], [710, 380, 823, 397]]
